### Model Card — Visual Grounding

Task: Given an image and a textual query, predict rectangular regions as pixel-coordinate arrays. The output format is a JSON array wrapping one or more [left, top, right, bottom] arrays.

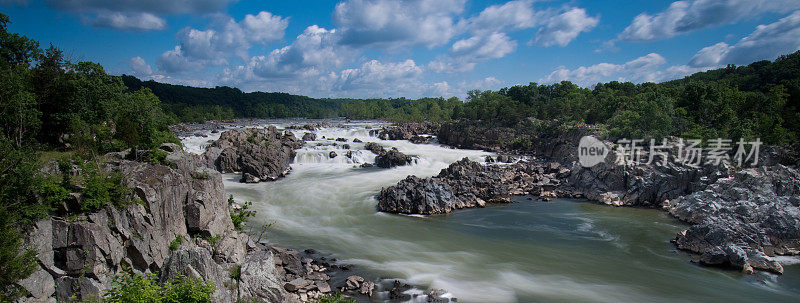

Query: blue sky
[[3, 0, 800, 99]]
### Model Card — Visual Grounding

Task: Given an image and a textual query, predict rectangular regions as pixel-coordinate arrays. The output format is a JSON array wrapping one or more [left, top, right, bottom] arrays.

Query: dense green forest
[[122, 75, 464, 123], [0, 14, 183, 300]]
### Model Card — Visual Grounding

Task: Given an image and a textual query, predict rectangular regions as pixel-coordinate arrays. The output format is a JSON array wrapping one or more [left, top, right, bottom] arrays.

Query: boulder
[[204, 126, 304, 183], [379, 122, 439, 140], [302, 132, 316, 141], [364, 142, 384, 154], [284, 278, 312, 292], [378, 158, 541, 215], [409, 135, 429, 144], [374, 149, 412, 168]]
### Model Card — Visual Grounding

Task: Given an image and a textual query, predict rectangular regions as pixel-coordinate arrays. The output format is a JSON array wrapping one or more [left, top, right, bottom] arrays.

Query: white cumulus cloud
[[128, 56, 153, 76], [689, 10, 800, 67], [534, 8, 599, 47], [540, 53, 669, 86], [156, 12, 289, 74], [618, 0, 800, 42], [45, 0, 236, 31], [429, 32, 517, 73], [333, 0, 465, 48]]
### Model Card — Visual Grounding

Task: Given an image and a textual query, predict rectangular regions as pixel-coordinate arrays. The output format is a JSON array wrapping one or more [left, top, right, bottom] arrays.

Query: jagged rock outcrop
[[378, 122, 439, 141], [665, 165, 800, 274], [364, 142, 384, 154], [378, 158, 561, 214], [374, 148, 412, 168], [17, 144, 299, 302], [203, 126, 304, 183]]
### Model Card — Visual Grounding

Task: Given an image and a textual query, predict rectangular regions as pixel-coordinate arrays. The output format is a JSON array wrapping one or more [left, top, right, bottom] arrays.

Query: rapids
[[180, 120, 800, 303]]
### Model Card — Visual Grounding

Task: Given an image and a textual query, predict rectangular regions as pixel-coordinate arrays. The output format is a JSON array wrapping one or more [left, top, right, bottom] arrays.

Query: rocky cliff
[[16, 143, 334, 302]]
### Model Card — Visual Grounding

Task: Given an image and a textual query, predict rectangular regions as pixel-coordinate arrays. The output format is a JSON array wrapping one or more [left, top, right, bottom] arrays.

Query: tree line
[[460, 55, 799, 144], [127, 53, 800, 145]]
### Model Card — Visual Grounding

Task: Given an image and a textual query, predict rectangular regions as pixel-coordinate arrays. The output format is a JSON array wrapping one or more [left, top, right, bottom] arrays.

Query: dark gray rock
[[378, 158, 553, 214], [19, 143, 293, 302], [302, 132, 316, 141], [666, 165, 800, 273], [284, 278, 312, 292], [364, 142, 384, 154], [379, 122, 439, 140], [374, 149, 412, 168], [409, 135, 429, 144], [204, 126, 304, 183]]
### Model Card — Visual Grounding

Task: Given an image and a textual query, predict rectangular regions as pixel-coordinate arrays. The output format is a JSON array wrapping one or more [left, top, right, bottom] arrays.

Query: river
[[181, 120, 800, 303]]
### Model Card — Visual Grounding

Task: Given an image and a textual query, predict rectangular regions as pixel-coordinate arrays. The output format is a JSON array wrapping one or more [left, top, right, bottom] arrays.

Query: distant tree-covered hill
[[122, 51, 800, 146]]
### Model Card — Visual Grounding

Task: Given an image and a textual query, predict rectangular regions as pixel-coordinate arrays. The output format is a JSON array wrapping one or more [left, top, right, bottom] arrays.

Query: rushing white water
[[181, 120, 800, 303]]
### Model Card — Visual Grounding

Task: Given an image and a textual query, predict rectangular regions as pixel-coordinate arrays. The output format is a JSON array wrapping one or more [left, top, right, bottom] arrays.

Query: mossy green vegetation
[[169, 236, 184, 251], [315, 292, 356, 303], [103, 269, 215, 303], [230, 201, 256, 231]]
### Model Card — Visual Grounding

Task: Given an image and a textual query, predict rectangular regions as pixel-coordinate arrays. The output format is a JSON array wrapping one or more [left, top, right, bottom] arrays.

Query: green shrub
[[316, 292, 356, 303], [196, 234, 222, 246], [37, 179, 71, 209], [143, 148, 169, 166], [161, 275, 215, 303], [229, 264, 241, 281], [103, 271, 162, 303], [508, 137, 532, 150], [191, 171, 209, 180], [79, 163, 130, 212], [57, 156, 73, 187], [246, 133, 258, 144], [104, 270, 214, 303], [230, 201, 256, 231], [0, 207, 38, 301], [169, 236, 183, 251]]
